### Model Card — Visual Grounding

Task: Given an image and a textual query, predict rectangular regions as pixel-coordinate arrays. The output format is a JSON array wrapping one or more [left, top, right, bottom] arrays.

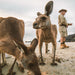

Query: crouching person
[[58, 9, 72, 49]]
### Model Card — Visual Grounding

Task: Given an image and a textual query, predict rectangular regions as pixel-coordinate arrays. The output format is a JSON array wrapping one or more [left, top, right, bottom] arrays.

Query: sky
[[0, 0, 75, 41]]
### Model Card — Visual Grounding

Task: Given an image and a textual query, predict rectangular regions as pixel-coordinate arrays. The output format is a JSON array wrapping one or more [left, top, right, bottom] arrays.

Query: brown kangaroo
[[33, 1, 57, 65], [0, 17, 41, 75], [0, 17, 7, 67]]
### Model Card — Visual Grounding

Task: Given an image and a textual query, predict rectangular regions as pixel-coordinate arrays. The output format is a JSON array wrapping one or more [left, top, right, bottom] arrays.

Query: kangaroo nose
[[33, 23, 38, 27]]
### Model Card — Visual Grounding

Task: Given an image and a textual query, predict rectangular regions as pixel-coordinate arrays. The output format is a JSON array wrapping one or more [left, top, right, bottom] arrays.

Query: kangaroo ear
[[30, 38, 38, 52], [13, 40, 28, 55], [45, 1, 53, 16], [37, 12, 42, 16]]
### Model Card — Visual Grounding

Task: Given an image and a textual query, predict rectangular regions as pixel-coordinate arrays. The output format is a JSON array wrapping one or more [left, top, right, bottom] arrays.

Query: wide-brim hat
[[59, 9, 67, 13]]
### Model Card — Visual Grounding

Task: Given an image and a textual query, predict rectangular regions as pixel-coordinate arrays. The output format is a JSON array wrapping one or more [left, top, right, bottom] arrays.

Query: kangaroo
[[33, 1, 57, 65], [0, 17, 41, 75], [0, 17, 7, 67]]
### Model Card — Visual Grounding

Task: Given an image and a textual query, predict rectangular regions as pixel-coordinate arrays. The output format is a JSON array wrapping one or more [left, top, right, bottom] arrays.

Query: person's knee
[[61, 37, 64, 40]]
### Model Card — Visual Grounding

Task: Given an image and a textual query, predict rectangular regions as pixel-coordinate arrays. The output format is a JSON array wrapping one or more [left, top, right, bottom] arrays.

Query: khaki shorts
[[59, 26, 67, 37]]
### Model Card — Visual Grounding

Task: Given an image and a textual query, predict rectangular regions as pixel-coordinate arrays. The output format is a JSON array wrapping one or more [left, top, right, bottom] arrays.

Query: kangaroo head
[[33, 1, 53, 29], [14, 38, 41, 75]]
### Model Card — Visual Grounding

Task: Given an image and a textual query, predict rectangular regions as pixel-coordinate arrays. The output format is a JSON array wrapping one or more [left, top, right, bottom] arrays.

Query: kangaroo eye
[[41, 17, 47, 20]]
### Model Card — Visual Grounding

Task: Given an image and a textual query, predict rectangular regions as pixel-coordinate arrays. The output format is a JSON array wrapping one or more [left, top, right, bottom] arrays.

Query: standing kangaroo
[[0, 17, 41, 75], [33, 1, 57, 65]]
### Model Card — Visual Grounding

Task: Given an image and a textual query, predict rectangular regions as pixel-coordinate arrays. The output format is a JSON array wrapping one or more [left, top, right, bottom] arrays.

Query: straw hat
[[59, 9, 67, 13]]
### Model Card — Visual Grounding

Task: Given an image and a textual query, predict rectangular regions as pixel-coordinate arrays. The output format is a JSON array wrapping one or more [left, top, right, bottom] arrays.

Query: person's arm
[[59, 15, 68, 26], [68, 23, 72, 26]]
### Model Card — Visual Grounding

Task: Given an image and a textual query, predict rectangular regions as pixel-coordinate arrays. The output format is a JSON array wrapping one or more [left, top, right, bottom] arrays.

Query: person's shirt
[[58, 14, 68, 26]]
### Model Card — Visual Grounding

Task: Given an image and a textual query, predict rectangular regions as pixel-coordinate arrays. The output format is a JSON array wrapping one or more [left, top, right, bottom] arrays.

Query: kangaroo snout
[[33, 23, 38, 27], [33, 22, 39, 29]]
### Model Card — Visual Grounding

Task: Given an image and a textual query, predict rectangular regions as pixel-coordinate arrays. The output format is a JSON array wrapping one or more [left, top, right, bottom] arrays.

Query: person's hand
[[68, 23, 72, 26], [66, 25, 68, 28]]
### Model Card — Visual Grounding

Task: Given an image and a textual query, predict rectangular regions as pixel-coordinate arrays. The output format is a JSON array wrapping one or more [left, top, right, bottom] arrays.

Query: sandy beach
[[2, 42, 75, 75]]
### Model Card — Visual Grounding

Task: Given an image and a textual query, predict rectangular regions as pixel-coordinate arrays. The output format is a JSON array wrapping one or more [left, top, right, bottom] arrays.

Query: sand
[[2, 42, 75, 75]]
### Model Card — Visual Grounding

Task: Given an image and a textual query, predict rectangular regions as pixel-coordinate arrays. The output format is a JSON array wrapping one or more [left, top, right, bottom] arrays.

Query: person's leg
[[63, 37, 66, 44], [60, 37, 64, 44], [64, 37, 69, 48], [60, 37, 65, 49]]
